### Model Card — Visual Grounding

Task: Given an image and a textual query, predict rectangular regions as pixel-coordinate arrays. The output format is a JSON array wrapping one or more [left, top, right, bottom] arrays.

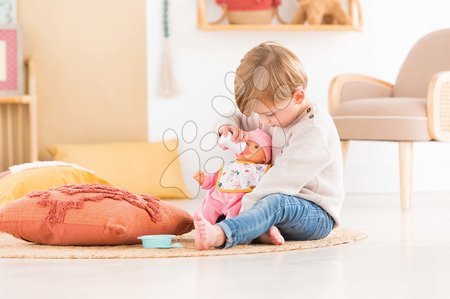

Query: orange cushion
[[0, 184, 194, 246]]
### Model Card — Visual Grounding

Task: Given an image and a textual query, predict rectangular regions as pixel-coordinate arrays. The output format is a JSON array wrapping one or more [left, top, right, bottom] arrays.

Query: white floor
[[1, 193, 450, 299]]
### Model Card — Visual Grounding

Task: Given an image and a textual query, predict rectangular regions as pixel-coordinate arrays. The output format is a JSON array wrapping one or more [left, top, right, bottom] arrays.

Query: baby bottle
[[218, 134, 246, 154]]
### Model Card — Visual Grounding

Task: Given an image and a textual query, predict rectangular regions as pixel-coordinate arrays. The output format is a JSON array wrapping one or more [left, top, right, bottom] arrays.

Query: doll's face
[[236, 140, 267, 163]]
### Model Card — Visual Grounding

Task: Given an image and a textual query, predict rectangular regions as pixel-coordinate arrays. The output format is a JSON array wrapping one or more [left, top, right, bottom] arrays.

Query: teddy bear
[[291, 0, 351, 25]]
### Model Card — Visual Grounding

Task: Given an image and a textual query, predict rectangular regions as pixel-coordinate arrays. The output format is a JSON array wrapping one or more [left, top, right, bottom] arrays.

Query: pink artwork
[[0, 26, 22, 96]]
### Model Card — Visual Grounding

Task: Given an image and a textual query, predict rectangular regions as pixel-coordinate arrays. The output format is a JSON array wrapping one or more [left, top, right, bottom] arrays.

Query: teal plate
[[156, 243, 183, 249], [137, 235, 183, 249]]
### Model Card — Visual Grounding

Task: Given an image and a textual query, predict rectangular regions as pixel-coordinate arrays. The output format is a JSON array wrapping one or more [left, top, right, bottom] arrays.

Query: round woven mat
[[0, 228, 366, 259]]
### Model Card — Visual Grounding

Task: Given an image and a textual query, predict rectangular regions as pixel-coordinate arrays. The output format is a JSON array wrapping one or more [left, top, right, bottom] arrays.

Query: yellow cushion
[[0, 166, 110, 206], [48, 141, 191, 199]]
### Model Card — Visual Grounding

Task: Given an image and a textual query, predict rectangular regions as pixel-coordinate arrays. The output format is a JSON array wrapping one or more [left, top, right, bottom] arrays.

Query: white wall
[[147, 0, 450, 194]]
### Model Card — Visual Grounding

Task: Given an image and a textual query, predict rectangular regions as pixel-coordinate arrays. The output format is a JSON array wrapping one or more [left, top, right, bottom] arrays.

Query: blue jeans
[[216, 193, 335, 248]]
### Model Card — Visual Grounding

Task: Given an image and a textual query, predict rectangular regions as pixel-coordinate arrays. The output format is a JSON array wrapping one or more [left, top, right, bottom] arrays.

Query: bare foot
[[258, 226, 285, 245], [194, 212, 226, 250]]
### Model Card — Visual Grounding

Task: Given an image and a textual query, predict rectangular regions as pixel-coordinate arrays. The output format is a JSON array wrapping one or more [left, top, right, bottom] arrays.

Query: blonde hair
[[234, 41, 308, 116]]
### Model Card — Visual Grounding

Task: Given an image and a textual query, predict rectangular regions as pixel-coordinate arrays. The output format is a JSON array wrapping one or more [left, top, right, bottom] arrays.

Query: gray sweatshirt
[[217, 104, 345, 226]]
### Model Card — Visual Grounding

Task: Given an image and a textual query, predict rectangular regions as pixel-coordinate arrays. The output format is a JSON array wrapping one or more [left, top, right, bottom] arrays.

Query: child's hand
[[219, 125, 249, 144], [193, 171, 206, 185]]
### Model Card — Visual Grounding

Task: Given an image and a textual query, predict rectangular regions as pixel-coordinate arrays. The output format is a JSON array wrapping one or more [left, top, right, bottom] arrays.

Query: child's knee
[[257, 193, 284, 209]]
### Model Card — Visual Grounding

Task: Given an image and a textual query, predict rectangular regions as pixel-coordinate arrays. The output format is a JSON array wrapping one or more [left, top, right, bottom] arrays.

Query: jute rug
[[0, 228, 366, 259]]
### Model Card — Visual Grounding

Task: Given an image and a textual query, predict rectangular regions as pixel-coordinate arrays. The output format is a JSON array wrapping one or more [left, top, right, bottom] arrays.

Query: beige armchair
[[329, 29, 450, 210]]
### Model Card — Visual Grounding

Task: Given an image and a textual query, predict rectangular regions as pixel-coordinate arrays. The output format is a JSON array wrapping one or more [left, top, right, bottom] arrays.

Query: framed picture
[[0, 25, 22, 97], [0, 0, 17, 24]]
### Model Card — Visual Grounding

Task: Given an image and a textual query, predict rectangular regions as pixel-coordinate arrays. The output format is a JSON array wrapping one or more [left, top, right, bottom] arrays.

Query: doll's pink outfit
[[198, 129, 272, 224]]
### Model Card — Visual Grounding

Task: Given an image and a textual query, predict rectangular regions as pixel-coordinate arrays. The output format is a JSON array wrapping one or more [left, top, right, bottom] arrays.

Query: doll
[[193, 129, 272, 224]]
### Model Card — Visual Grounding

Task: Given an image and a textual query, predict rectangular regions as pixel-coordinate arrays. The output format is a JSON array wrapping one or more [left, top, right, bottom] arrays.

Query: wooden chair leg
[[399, 142, 413, 210], [340, 140, 350, 163]]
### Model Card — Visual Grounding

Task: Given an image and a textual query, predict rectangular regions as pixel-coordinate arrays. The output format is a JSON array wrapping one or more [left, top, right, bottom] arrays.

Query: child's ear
[[293, 87, 305, 104]]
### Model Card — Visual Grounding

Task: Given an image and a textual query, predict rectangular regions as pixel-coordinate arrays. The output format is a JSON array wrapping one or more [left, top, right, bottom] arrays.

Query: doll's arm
[[200, 171, 219, 190]]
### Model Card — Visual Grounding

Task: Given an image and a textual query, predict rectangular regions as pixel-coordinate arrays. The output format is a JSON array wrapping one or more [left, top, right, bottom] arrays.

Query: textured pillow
[[0, 166, 110, 206], [48, 141, 191, 199], [0, 184, 194, 245]]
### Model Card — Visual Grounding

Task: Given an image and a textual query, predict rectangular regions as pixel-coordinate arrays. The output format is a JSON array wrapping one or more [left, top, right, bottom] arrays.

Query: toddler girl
[[194, 41, 344, 249]]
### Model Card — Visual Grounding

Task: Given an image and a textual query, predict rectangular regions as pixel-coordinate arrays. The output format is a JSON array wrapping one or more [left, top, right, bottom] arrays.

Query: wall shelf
[[197, 0, 363, 32], [0, 95, 34, 104], [199, 23, 361, 32]]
